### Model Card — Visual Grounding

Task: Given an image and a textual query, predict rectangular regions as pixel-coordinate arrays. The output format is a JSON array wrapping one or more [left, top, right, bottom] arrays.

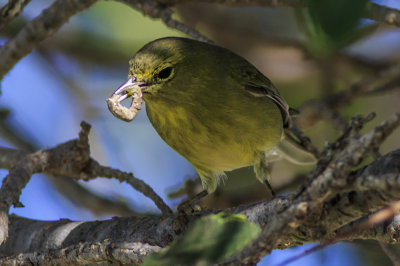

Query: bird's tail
[[276, 130, 317, 165]]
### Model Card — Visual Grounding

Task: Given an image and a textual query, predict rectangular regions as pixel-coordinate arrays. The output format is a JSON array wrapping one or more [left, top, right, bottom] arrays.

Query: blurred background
[[0, 0, 399, 265]]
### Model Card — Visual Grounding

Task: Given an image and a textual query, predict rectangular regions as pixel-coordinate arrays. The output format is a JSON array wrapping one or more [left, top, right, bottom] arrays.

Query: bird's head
[[108, 37, 232, 122], [111, 37, 196, 104]]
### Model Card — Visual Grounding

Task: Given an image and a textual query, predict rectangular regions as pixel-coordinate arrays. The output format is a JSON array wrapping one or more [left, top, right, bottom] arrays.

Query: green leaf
[[304, 0, 369, 56], [143, 213, 261, 265], [308, 0, 368, 40]]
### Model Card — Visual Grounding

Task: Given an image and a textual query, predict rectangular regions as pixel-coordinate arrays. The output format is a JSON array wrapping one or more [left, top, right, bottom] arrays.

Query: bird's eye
[[157, 67, 173, 80]]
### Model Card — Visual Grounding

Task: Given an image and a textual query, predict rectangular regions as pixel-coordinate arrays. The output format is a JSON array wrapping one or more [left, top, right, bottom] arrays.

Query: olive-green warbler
[[109, 37, 315, 195]]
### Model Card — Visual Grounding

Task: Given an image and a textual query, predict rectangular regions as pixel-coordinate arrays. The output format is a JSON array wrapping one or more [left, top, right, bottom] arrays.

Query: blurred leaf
[[143, 213, 261, 265], [308, 0, 368, 40], [303, 0, 369, 56]]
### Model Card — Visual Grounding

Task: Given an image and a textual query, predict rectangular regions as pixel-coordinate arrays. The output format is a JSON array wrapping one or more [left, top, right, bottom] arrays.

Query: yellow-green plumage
[[120, 37, 314, 193]]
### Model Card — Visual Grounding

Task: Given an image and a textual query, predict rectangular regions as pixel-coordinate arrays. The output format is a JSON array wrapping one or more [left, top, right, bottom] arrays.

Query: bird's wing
[[243, 80, 293, 128], [230, 56, 294, 127]]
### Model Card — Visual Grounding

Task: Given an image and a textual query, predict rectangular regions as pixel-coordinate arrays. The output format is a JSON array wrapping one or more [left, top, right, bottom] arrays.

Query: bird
[[108, 37, 316, 196]]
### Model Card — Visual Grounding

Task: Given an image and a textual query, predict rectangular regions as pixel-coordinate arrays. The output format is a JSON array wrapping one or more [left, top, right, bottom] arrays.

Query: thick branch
[[0, 122, 91, 244], [1, 239, 160, 265], [0, 146, 173, 217], [295, 149, 400, 241], [0, 147, 399, 263], [83, 160, 173, 216], [0, 122, 172, 245], [236, 113, 400, 264]]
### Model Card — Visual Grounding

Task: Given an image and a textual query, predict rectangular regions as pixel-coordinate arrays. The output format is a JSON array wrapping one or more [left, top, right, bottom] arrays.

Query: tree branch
[[296, 64, 400, 130], [379, 242, 400, 266], [0, 0, 31, 31], [160, 0, 400, 28], [365, 2, 400, 27], [0, 122, 91, 244], [82, 160, 173, 216], [0, 145, 398, 263], [0, 109, 138, 217], [0, 0, 399, 264], [0, 116, 398, 263], [0, 122, 172, 244], [0, 0, 98, 81], [160, 0, 306, 7], [116, 0, 211, 42], [277, 201, 400, 265], [235, 112, 400, 264], [1, 239, 161, 265]]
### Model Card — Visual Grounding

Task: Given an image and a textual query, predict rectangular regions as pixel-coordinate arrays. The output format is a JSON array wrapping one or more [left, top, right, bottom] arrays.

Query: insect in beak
[[106, 77, 145, 122]]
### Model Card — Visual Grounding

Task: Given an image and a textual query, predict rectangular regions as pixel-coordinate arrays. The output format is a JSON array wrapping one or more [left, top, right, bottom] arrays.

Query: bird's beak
[[112, 77, 145, 102]]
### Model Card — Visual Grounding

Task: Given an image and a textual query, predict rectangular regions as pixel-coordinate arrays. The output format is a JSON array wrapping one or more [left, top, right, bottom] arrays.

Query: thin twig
[[159, 8, 211, 43], [51, 176, 141, 217], [379, 242, 400, 266], [233, 113, 400, 264], [0, 121, 173, 244], [326, 65, 400, 108], [1, 0, 399, 83], [85, 160, 173, 216], [0, 0, 31, 31], [0, 121, 172, 216], [297, 65, 400, 130], [0, 122, 92, 244], [161, 0, 400, 29], [117, 0, 211, 42], [335, 201, 400, 240], [365, 2, 400, 28], [0, 110, 138, 217], [276, 201, 400, 266], [366, 77, 400, 96], [286, 125, 319, 157], [160, 0, 306, 7], [0, 0, 98, 81]]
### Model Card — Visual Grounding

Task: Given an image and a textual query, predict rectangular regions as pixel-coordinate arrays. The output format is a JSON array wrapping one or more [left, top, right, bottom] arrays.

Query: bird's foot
[[177, 190, 208, 215]]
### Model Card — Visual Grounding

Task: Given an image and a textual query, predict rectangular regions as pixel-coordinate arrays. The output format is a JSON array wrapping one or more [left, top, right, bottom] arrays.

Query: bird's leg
[[254, 152, 276, 198], [177, 168, 217, 214], [263, 177, 276, 197], [177, 190, 208, 214]]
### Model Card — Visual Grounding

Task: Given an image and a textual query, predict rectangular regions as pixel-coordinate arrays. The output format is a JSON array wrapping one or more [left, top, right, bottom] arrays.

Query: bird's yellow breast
[[145, 90, 283, 172]]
